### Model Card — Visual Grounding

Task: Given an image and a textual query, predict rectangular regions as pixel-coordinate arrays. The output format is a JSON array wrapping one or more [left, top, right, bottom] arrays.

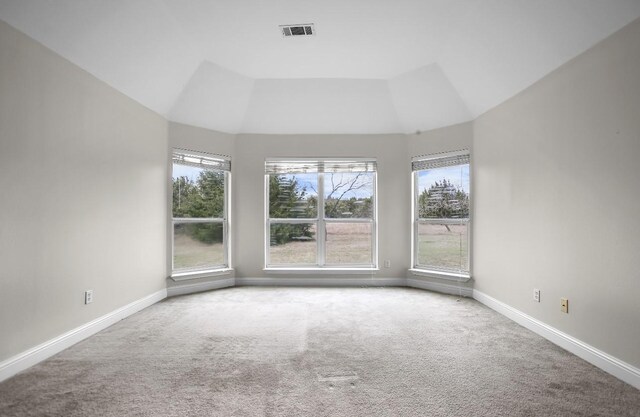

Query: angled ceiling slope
[[169, 62, 255, 134], [1, 0, 640, 134]]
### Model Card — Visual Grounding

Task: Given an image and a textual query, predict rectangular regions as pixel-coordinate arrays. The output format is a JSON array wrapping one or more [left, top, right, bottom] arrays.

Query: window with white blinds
[[412, 150, 470, 276], [171, 149, 231, 274], [411, 153, 469, 171], [173, 151, 231, 171], [266, 159, 377, 268], [265, 159, 377, 174]]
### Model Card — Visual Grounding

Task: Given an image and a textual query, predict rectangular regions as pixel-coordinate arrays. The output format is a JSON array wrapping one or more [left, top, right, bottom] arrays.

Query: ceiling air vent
[[280, 24, 315, 37]]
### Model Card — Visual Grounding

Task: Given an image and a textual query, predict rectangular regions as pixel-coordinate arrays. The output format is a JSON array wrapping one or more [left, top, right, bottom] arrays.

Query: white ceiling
[[1, 0, 640, 134]]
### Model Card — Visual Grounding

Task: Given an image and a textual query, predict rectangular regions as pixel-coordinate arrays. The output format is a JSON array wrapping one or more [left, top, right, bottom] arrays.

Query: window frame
[[264, 158, 377, 270], [170, 148, 231, 277], [411, 150, 471, 280]]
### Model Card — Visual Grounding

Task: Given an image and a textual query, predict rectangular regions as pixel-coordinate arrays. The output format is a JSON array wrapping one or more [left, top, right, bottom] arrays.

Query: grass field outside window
[[413, 153, 470, 275]]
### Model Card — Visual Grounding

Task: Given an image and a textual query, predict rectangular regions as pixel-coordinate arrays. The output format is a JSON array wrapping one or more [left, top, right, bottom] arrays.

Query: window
[[412, 151, 470, 277], [172, 149, 230, 274], [265, 159, 376, 269]]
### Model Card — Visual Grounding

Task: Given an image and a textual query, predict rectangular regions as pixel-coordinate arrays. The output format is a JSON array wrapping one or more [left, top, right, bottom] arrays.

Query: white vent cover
[[280, 24, 315, 37]]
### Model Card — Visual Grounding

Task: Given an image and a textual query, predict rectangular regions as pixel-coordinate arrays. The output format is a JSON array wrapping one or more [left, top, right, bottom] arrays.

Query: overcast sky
[[173, 164, 468, 197], [417, 165, 470, 194]]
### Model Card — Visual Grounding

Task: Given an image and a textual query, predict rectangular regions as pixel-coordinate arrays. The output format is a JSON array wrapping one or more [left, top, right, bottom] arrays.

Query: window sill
[[409, 268, 471, 282], [170, 268, 234, 282], [264, 267, 379, 275]]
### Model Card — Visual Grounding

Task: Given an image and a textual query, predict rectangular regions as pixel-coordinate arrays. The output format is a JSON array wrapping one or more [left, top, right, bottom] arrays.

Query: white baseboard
[[407, 278, 473, 297], [236, 277, 406, 287], [473, 290, 640, 390], [0, 289, 166, 383], [167, 277, 235, 297]]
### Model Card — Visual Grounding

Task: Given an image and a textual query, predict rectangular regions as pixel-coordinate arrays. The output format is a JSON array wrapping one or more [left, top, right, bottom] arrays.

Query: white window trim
[[409, 268, 471, 282], [171, 268, 235, 281], [171, 148, 232, 278], [411, 150, 471, 279], [264, 267, 379, 275], [265, 158, 377, 269]]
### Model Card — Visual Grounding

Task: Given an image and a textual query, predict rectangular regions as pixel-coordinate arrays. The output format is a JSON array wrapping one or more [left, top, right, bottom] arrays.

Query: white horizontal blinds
[[412, 153, 469, 171], [265, 159, 377, 174], [173, 150, 231, 171], [265, 160, 319, 174], [323, 160, 377, 173]]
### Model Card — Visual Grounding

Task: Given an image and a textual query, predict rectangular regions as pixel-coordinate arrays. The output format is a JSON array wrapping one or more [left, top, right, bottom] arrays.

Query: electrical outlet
[[533, 289, 540, 302], [560, 297, 568, 313], [384, 260, 391, 268], [85, 290, 93, 305]]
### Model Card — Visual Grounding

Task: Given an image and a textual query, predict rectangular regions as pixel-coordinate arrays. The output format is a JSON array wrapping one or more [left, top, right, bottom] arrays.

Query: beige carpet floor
[[0, 287, 639, 416]]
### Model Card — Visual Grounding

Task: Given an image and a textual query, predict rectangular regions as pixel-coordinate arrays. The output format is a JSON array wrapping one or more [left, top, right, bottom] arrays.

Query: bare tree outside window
[[266, 160, 376, 267]]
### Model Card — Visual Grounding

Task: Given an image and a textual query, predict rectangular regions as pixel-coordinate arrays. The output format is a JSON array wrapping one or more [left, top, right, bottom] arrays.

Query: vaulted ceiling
[[2, 0, 640, 134]]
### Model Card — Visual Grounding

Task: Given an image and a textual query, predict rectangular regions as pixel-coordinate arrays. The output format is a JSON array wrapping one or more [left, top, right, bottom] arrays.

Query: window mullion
[[413, 171, 419, 268], [317, 173, 325, 266], [269, 218, 318, 224], [173, 218, 225, 223], [264, 174, 270, 267], [418, 218, 468, 225], [323, 218, 372, 223], [224, 171, 229, 268], [372, 171, 377, 267]]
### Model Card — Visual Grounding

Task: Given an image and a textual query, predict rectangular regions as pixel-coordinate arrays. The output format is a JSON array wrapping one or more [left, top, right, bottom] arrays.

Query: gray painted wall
[[473, 19, 640, 368], [233, 134, 410, 279], [2, 10, 640, 377], [166, 122, 236, 290], [168, 127, 473, 286], [167, 126, 471, 284], [408, 122, 473, 157], [407, 122, 475, 290], [0, 20, 168, 362]]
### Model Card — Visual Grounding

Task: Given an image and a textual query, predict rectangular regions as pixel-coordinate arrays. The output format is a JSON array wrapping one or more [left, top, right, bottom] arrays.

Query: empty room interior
[[1, 1, 640, 415]]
